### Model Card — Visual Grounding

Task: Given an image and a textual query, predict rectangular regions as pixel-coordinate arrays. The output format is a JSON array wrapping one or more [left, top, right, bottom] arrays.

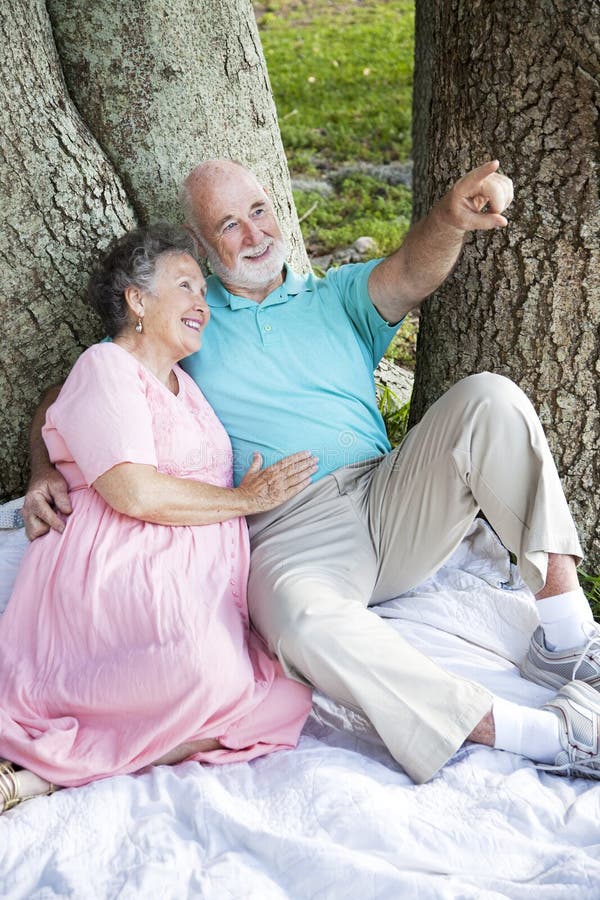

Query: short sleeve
[[325, 259, 402, 367], [43, 344, 158, 486]]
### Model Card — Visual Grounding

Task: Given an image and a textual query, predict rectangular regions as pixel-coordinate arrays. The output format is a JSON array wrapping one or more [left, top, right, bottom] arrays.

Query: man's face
[[192, 170, 287, 294]]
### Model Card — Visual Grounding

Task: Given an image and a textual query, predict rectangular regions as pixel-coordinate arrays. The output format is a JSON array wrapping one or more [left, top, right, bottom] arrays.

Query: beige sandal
[[0, 760, 56, 814]]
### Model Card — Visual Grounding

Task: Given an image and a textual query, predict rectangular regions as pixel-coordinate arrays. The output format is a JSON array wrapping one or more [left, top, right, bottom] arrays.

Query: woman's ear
[[123, 284, 144, 318]]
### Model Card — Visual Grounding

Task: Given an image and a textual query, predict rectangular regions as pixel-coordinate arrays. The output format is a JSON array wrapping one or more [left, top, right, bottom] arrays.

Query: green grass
[[258, 0, 415, 332], [257, 0, 415, 173], [258, 0, 415, 293], [294, 172, 412, 257], [377, 384, 410, 446], [579, 571, 600, 620], [384, 311, 418, 369], [259, 1, 417, 368]]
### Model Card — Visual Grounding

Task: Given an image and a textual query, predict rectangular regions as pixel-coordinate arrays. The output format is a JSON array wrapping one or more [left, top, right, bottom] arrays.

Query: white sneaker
[[540, 681, 600, 778], [520, 623, 600, 690]]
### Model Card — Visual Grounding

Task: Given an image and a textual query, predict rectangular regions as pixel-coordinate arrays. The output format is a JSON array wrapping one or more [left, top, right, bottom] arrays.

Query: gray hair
[[87, 223, 197, 337]]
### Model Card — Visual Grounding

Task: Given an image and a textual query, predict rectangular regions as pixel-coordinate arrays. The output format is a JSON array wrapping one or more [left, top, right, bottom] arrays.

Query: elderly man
[[25, 159, 600, 784]]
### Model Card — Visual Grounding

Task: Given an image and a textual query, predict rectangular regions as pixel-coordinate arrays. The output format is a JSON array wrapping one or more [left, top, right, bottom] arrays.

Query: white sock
[[536, 588, 595, 651], [492, 696, 561, 764]]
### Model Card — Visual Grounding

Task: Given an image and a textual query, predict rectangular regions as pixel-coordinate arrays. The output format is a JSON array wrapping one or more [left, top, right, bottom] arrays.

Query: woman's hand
[[237, 451, 318, 514]]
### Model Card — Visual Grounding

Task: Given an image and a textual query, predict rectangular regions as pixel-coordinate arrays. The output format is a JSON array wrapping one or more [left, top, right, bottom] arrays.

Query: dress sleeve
[[43, 344, 158, 486]]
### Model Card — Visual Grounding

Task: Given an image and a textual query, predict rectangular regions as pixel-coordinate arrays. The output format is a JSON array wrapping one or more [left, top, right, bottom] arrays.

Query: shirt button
[[264, 324, 272, 332]]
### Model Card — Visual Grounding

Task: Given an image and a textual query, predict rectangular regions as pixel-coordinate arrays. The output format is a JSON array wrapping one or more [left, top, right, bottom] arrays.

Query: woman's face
[[141, 252, 210, 359]]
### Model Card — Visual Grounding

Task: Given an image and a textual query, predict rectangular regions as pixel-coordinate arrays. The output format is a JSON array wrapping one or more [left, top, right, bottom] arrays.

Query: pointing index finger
[[467, 159, 501, 184]]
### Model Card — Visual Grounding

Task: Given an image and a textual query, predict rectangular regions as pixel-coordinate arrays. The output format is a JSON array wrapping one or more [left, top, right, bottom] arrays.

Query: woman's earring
[[135, 318, 143, 334]]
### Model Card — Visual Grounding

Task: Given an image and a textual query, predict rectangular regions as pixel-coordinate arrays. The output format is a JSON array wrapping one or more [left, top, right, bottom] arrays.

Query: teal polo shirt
[[180, 260, 400, 485]]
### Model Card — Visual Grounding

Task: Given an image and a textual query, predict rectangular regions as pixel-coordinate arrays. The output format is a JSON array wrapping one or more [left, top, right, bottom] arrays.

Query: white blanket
[[1, 513, 599, 899]]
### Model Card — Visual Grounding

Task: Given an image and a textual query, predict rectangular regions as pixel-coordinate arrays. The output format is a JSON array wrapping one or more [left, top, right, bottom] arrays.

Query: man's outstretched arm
[[22, 384, 71, 540], [368, 160, 514, 324]]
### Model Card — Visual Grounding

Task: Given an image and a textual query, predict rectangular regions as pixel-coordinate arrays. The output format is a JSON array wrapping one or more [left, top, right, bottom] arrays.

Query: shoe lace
[[572, 621, 600, 680]]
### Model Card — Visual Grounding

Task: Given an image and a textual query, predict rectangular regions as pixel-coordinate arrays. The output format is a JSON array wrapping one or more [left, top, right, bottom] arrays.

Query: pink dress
[[0, 343, 311, 787]]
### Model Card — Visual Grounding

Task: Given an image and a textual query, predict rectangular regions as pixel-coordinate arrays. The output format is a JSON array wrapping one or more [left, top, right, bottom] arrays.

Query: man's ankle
[[467, 708, 495, 746]]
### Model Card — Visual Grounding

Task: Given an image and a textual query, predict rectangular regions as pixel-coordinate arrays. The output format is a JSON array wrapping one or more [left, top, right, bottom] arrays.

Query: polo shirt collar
[[206, 264, 312, 310]]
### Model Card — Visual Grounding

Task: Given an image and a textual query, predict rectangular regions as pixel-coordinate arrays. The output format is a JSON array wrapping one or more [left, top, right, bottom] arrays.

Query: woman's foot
[[0, 761, 56, 814]]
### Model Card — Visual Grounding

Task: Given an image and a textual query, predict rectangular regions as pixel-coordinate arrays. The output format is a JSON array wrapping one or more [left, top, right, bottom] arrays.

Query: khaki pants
[[247, 374, 583, 783]]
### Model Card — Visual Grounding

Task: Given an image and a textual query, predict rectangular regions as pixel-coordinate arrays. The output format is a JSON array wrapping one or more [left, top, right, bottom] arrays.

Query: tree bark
[[411, 0, 600, 566], [46, 0, 308, 268], [1, 0, 307, 502], [0, 0, 136, 501]]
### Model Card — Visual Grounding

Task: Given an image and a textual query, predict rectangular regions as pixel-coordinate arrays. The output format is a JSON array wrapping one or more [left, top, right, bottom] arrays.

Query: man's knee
[[458, 371, 521, 400], [248, 576, 316, 646], [451, 372, 536, 422]]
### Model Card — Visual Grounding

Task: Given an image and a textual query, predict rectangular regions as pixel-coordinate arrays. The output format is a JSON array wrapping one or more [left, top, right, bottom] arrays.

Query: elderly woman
[[0, 224, 315, 813]]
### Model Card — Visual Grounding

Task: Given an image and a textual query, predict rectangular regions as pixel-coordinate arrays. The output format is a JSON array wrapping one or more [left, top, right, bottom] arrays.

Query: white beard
[[206, 239, 287, 291]]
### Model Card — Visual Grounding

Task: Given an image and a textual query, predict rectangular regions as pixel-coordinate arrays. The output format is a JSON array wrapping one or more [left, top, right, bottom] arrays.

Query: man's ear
[[183, 223, 208, 260]]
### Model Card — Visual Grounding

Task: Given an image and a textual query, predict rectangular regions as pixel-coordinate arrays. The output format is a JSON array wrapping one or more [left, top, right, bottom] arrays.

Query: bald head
[[180, 159, 287, 300], [181, 160, 265, 236]]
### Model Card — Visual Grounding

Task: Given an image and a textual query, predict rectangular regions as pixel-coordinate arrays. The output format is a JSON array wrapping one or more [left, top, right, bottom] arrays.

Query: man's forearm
[[23, 383, 71, 539], [370, 205, 465, 322], [29, 385, 61, 479]]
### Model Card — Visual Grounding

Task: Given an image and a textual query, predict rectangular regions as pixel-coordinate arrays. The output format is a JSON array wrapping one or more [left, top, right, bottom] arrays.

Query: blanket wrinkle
[[1, 500, 600, 899]]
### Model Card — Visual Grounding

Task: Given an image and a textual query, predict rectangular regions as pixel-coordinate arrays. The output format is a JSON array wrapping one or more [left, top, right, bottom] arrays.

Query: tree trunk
[[46, 0, 308, 268], [0, 0, 137, 501], [411, 0, 600, 567], [1, 0, 306, 502]]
